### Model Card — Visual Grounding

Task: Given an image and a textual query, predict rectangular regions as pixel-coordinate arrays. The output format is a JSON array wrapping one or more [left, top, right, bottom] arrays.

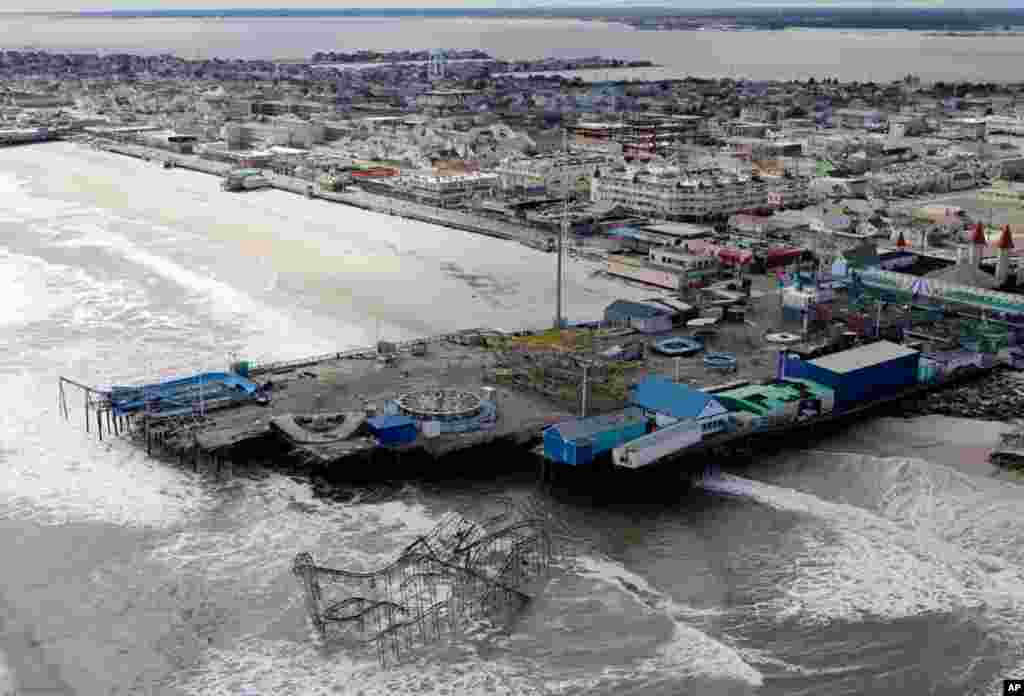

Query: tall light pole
[[555, 129, 569, 329]]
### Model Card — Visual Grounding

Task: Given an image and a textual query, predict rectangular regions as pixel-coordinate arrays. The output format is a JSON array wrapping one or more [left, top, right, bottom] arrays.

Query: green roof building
[[715, 378, 835, 426]]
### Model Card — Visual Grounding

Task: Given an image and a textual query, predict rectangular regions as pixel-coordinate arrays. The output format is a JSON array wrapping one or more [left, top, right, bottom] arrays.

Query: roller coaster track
[[292, 511, 552, 665]]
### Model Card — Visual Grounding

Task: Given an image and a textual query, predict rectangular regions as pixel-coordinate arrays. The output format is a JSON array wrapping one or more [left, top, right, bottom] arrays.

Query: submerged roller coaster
[[292, 511, 553, 665]]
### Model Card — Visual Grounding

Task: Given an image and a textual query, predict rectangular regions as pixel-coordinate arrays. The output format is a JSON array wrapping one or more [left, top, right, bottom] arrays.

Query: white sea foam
[[0, 650, 15, 696], [176, 637, 573, 696], [57, 222, 264, 319], [149, 476, 440, 592], [574, 555, 763, 687], [0, 249, 80, 327], [53, 220, 369, 362], [697, 471, 1024, 626]]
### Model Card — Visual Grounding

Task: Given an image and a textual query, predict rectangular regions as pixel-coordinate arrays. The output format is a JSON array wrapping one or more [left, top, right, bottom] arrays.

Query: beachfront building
[[867, 155, 994, 197], [395, 171, 499, 208], [493, 153, 614, 196], [572, 116, 703, 160], [979, 179, 1024, 207], [832, 108, 888, 131], [221, 119, 327, 149], [416, 90, 478, 115], [137, 130, 198, 154], [647, 247, 722, 286], [986, 115, 1024, 137], [0, 127, 51, 145], [939, 117, 988, 141], [605, 254, 685, 291], [198, 143, 274, 168], [590, 165, 814, 221]]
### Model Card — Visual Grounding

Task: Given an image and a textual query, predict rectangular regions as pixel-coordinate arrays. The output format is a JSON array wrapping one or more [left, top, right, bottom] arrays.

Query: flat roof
[[641, 222, 713, 238], [808, 340, 919, 375]]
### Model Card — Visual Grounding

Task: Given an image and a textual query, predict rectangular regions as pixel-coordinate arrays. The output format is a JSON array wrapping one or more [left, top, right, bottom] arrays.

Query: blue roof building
[[543, 407, 647, 466], [629, 377, 730, 436], [367, 415, 418, 446]]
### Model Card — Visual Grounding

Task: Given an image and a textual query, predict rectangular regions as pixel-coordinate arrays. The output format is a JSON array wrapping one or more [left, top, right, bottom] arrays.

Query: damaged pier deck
[[60, 330, 578, 477]]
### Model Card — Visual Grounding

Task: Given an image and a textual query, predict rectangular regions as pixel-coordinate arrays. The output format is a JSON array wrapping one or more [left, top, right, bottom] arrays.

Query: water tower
[[428, 49, 448, 82]]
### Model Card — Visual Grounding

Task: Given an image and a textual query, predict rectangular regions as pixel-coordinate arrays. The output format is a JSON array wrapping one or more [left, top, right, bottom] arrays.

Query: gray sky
[[0, 0, 1014, 12]]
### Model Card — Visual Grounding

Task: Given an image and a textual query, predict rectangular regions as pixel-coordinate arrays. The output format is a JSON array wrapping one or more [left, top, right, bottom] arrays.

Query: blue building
[[780, 340, 920, 413], [366, 415, 419, 446], [629, 377, 731, 437], [543, 408, 647, 466]]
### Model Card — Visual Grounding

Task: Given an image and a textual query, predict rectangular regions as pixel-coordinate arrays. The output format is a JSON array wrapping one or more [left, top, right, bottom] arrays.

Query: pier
[[57, 258, 1024, 484], [58, 329, 580, 478]]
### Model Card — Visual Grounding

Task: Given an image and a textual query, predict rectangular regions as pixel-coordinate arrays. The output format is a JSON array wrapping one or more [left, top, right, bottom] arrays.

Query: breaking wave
[[574, 555, 763, 687], [697, 454, 1024, 689]]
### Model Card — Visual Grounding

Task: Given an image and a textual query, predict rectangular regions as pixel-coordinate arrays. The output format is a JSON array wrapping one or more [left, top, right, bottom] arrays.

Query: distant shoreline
[[925, 31, 1024, 37]]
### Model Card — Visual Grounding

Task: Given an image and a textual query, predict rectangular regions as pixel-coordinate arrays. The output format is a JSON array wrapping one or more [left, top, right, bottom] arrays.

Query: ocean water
[[5, 16, 1024, 81], [2, 143, 1023, 695]]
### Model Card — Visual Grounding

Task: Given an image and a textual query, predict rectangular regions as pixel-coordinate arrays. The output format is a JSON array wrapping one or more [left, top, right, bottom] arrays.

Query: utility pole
[[580, 363, 589, 418], [555, 128, 568, 329]]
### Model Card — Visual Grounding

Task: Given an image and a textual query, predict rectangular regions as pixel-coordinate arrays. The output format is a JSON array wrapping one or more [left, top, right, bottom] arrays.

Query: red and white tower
[[996, 224, 1014, 286], [969, 222, 987, 268]]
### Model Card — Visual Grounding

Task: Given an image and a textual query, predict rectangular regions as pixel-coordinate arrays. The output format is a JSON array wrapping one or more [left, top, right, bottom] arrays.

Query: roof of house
[[808, 340, 919, 374], [605, 299, 669, 319], [629, 377, 718, 419], [547, 407, 644, 442]]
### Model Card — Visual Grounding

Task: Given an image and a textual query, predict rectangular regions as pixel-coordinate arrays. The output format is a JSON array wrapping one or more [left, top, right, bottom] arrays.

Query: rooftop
[[808, 340, 919, 375], [630, 377, 718, 420], [547, 407, 644, 442]]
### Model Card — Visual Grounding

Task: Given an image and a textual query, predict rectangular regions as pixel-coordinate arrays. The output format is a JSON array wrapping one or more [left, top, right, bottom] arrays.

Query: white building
[[396, 171, 499, 208], [986, 116, 1024, 137], [590, 166, 814, 220], [939, 118, 988, 141], [493, 153, 616, 195]]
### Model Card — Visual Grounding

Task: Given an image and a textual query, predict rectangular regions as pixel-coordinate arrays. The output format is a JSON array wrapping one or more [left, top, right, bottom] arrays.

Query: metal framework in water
[[292, 511, 552, 665]]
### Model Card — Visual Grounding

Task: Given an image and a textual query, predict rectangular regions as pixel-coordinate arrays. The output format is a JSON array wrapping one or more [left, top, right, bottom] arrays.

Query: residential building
[[395, 171, 499, 208], [572, 116, 703, 159], [590, 165, 814, 220], [493, 153, 613, 196], [647, 247, 721, 287]]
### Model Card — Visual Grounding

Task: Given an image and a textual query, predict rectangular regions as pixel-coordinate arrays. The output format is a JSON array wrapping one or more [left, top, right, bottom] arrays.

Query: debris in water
[[292, 510, 553, 665]]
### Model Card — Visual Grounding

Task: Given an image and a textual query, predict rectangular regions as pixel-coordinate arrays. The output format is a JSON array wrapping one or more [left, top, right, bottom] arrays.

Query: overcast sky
[[1, 0, 1016, 12]]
